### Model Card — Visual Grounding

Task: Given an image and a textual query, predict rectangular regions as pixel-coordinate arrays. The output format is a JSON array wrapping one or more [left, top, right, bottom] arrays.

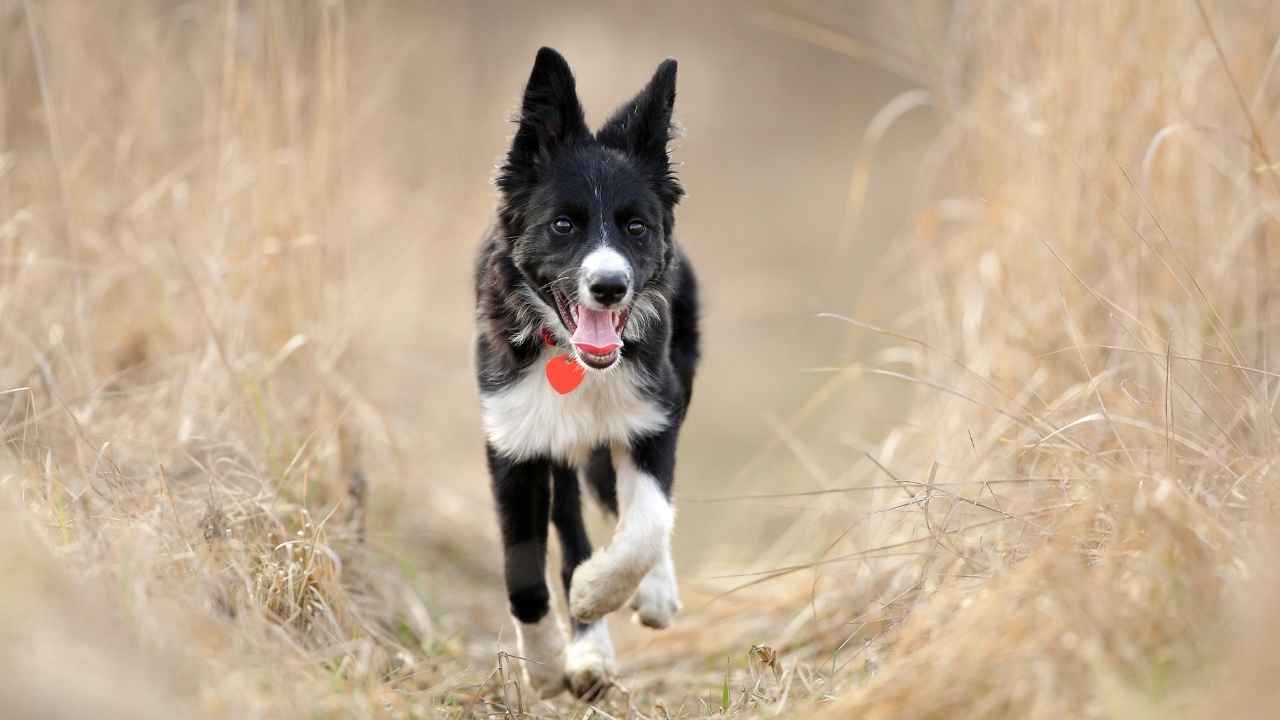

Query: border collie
[[473, 47, 699, 699]]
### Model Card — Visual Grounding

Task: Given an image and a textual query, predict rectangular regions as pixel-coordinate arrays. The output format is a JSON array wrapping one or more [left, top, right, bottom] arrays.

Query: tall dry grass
[[1, 2, 441, 717], [790, 1, 1280, 717]]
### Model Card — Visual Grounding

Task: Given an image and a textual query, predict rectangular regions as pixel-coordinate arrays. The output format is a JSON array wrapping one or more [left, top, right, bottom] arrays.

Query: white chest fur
[[481, 349, 669, 465]]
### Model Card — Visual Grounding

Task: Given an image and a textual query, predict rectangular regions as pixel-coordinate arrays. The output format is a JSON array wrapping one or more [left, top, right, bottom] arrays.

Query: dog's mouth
[[551, 288, 630, 370]]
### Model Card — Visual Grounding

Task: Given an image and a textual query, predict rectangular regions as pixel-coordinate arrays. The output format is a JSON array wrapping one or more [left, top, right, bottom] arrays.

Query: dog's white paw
[[513, 614, 567, 699], [564, 620, 616, 700], [630, 553, 680, 629], [523, 660, 568, 699], [569, 552, 649, 623]]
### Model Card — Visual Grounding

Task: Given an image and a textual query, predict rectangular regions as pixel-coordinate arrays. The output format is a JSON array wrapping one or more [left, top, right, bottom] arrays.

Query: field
[[3, 1, 1280, 718]]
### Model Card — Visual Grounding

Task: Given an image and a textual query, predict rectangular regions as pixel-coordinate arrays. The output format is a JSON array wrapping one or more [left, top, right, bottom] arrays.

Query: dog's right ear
[[498, 48, 588, 200]]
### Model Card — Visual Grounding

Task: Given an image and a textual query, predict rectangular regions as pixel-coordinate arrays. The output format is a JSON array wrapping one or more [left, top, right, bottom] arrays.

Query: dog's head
[[496, 47, 683, 371]]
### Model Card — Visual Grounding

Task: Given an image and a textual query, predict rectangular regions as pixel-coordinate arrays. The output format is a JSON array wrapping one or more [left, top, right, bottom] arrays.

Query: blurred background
[[6, 2, 1279, 718]]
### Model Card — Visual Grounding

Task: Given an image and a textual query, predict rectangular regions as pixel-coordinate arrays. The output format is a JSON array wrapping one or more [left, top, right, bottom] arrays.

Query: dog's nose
[[588, 272, 629, 307]]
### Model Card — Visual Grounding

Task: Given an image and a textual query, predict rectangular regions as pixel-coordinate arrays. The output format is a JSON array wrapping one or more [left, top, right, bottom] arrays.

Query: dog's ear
[[597, 59, 682, 206], [498, 48, 588, 198]]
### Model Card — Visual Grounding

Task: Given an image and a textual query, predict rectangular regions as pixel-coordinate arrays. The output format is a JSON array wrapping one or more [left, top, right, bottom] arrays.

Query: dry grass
[[3, 1, 1280, 718], [805, 1, 1280, 717]]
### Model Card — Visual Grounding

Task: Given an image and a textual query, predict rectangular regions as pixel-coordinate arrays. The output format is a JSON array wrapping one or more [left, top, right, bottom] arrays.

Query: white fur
[[564, 620, 616, 698], [569, 449, 675, 622], [515, 286, 565, 345], [578, 245, 633, 310], [512, 612, 567, 698], [630, 546, 681, 628], [480, 348, 668, 464], [622, 290, 663, 343]]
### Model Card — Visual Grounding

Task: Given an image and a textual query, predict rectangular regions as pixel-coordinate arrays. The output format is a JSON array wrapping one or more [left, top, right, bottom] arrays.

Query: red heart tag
[[545, 354, 585, 395]]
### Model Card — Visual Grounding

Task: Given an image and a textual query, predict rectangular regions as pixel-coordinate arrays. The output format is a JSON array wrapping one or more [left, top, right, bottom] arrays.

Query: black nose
[[589, 272, 629, 306]]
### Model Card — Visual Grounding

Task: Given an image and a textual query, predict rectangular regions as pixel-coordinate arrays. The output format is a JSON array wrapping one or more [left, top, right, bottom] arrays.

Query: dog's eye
[[551, 217, 574, 235], [626, 220, 647, 237]]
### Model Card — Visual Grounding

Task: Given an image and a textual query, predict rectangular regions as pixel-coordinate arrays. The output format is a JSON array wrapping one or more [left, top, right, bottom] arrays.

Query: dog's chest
[[480, 351, 668, 464]]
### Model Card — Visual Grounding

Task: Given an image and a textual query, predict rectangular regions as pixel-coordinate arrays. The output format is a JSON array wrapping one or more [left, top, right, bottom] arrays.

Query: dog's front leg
[[550, 463, 616, 699], [488, 447, 567, 698], [569, 430, 676, 623]]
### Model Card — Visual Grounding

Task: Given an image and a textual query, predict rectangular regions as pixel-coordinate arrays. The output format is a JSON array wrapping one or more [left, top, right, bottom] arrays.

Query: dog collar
[[539, 326, 584, 395]]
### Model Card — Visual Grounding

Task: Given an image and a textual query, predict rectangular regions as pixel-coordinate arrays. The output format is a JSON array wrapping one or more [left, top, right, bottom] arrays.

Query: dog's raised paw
[[569, 553, 647, 622], [629, 554, 680, 629], [564, 621, 617, 700]]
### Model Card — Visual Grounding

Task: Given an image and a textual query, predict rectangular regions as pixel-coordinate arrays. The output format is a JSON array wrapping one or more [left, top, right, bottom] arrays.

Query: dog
[[472, 47, 700, 699]]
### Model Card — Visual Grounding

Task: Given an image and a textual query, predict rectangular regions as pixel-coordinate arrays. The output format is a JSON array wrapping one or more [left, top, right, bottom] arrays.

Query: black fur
[[474, 47, 700, 664], [487, 447, 553, 624], [550, 461, 593, 635]]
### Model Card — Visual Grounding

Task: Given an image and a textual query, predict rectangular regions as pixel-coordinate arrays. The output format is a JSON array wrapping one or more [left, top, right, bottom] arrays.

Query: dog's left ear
[[598, 59, 683, 206]]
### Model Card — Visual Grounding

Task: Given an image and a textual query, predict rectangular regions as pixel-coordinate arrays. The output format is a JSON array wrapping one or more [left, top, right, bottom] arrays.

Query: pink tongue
[[571, 306, 622, 353]]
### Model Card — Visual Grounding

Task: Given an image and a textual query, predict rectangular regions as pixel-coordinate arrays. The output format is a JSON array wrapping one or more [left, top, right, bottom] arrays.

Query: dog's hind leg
[[569, 430, 678, 624], [581, 447, 618, 514], [629, 542, 681, 629], [550, 463, 616, 699], [488, 447, 566, 698]]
